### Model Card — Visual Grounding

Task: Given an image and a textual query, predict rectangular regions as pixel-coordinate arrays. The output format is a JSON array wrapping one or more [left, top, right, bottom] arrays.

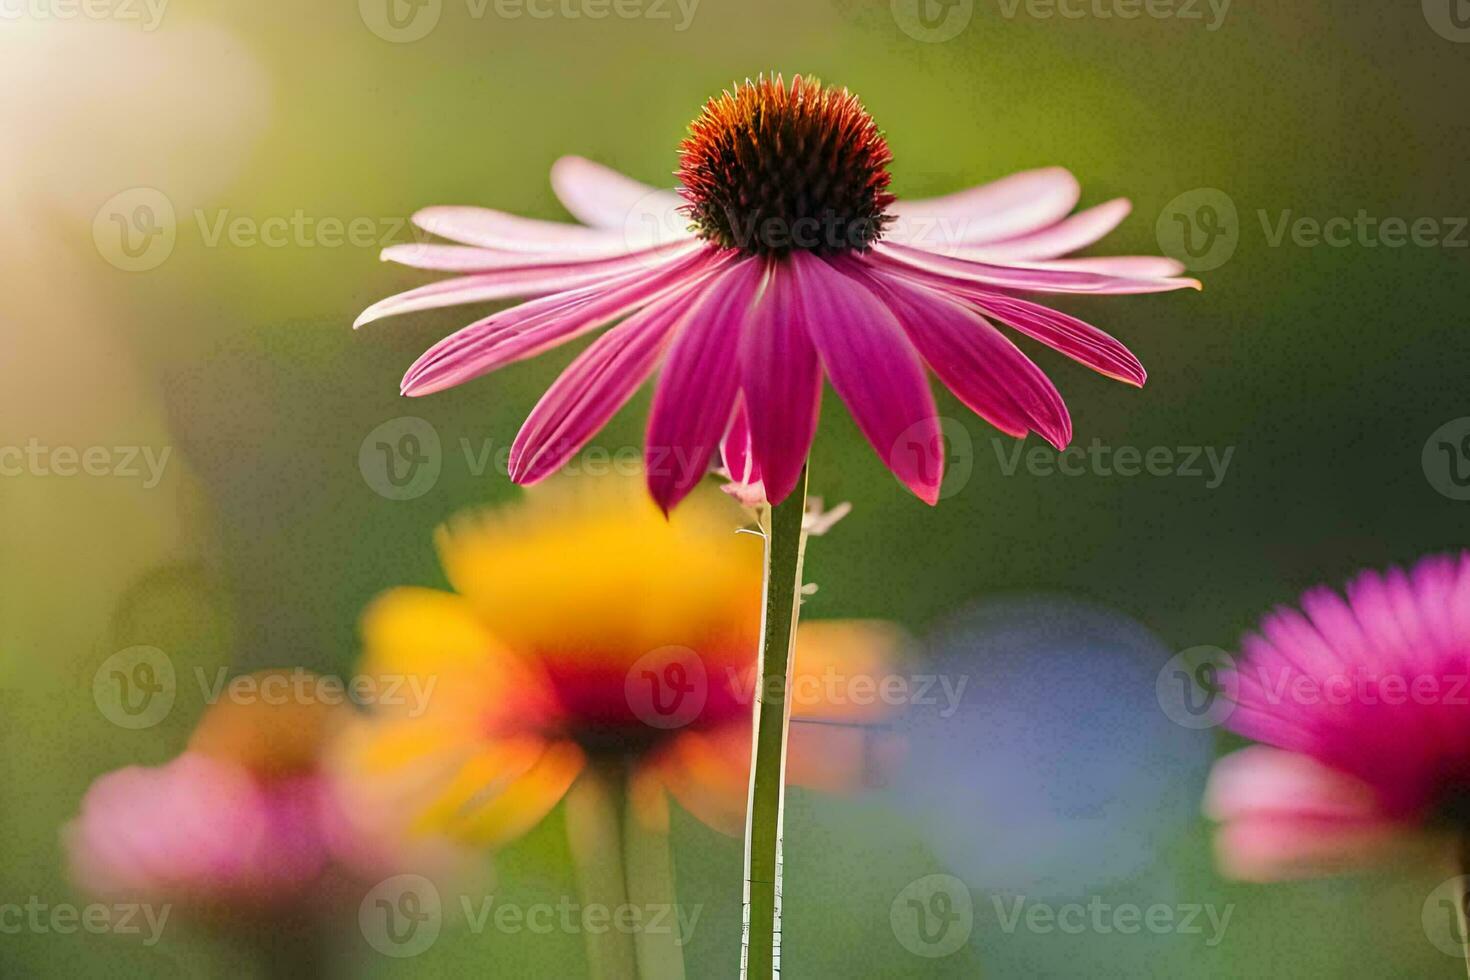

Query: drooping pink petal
[[873, 242, 1201, 295], [644, 258, 765, 512], [508, 288, 702, 485], [402, 247, 728, 396], [412, 205, 635, 255], [851, 261, 1070, 448], [959, 198, 1133, 260], [738, 259, 822, 505], [1028, 256, 1188, 278], [969, 293, 1147, 387], [888, 167, 1081, 245], [354, 242, 699, 328], [793, 252, 943, 505], [549, 156, 688, 242], [1203, 747, 1434, 881]]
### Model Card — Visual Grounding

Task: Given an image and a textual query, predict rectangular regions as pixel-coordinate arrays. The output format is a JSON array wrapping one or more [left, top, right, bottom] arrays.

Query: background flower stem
[[624, 783, 687, 979], [565, 756, 638, 980], [1457, 830, 1470, 980], [741, 466, 810, 979]]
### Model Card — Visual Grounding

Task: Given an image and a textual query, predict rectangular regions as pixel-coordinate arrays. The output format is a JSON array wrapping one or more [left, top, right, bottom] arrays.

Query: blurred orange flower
[[332, 472, 904, 845]]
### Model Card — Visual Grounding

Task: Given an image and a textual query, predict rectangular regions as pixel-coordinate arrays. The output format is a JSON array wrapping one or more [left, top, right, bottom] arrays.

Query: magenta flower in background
[[1205, 553, 1470, 881], [66, 752, 336, 907], [356, 73, 1199, 512], [64, 670, 465, 912]]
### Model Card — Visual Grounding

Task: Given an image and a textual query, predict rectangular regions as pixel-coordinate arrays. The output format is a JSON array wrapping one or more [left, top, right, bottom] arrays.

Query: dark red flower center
[[676, 74, 896, 256]]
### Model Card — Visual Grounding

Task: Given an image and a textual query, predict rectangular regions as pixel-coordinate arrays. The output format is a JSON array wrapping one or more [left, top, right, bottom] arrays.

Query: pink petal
[[354, 242, 698, 327], [852, 262, 1071, 449], [1203, 747, 1430, 881], [401, 247, 727, 396], [413, 205, 634, 254], [874, 242, 1201, 295], [970, 293, 1147, 386], [738, 259, 823, 505], [549, 155, 688, 241], [645, 258, 764, 512], [508, 288, 698, 484], [793, 252, 943, 505], [889, 167, 1081, 245], [962, 198, 1133, 260], [1029, 256, 1189, 278]]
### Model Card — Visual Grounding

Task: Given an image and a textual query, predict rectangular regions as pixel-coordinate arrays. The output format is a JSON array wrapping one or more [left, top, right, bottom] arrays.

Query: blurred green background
[[3, 0, 1468, 975]]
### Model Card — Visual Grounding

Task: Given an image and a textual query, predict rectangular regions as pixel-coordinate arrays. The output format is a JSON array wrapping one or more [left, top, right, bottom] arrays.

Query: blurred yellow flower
[[332, 472, 904, 845]]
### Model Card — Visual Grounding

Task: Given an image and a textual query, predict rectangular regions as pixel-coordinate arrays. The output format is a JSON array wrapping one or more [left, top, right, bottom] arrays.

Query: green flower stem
[[565, 757, 638, 980], [623, 790, 686, 980], [1458, 830, 1470, 980], [742, 466, 810, 979]]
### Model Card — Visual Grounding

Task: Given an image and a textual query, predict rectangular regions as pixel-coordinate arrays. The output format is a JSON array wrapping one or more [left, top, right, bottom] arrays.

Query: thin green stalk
[[624, 788, 686, 979], [741, 466, 810, 979], [565, 757, 638, 980]]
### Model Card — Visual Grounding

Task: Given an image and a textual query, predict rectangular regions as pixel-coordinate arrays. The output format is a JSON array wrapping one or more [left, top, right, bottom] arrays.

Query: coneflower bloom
[[356, 73, 1198, 511], [1204, 553, 1470, 881], [330, 472, 904, 844], [64, 673, 454, 910]]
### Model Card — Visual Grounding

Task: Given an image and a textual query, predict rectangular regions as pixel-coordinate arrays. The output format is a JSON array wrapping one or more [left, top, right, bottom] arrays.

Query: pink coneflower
[[1204, 553, 1470, 882], [356, 73, 1198, 512]]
